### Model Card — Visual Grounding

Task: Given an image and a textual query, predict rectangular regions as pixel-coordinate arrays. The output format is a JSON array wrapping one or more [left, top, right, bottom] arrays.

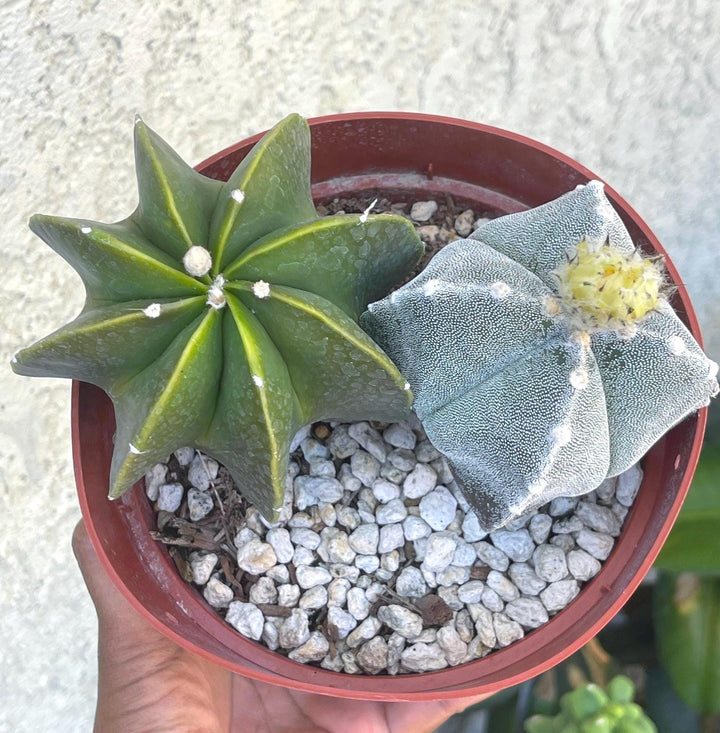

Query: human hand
[[73, 519, 489, 732]]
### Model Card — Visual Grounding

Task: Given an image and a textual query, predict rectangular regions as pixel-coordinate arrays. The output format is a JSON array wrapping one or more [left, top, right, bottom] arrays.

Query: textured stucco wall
[[1, 1, 718, 730]]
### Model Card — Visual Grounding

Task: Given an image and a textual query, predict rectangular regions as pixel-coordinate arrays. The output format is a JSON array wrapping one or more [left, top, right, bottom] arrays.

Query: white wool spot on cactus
[[252, 375, 265, 388], [708, 360, 719, 382], [11, 354, 18, 364], [252, 280, 271, 299], [569, 368, 589, 390], [542, 296, 562, 316], [183, 245, 213, 277], [490, 281, 511, 299], [527, 479, 548, 495], [207, 275, 227, 310], [571, 331, 591, 349], [404, 382, 411, 391], [423, 279, 441, 297], [134, 113, 143, 125], [551, 424, 573, 447], [128, 443, 145, 455], [667, 336, 686, 356], [230, 188, 245, 204], [80, 226, 92, 234], [143, 303, 162, 318], [359, 198, 377, 224]]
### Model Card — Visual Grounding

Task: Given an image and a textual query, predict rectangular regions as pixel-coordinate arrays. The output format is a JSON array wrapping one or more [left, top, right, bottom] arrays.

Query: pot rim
[[73, 111, 708, 700]]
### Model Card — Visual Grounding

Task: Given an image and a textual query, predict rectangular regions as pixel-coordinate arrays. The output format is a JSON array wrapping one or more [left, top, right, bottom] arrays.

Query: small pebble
[[188, 454, 218, 491], [144, 464, 167, 501], [493, 612, 524, 647], [350, 450, 381, 487], [437, 624, 468, 666], [461, 511, 487, 543], [346, 617, 382, 648], [299, 585, 328, 610], [505, 597, 549, 628], [490, 529, 535, 562], [576, 529, 615, 560], [474, 541, 510, 572], [457, 580, 485, 604], [376, 498, 407, 525], [226, 602, 264, 640], [454, 209, 475, 237], [295, 565, 332, 589], [383, 423, 417, 450], [533, 544, 568, 583], [189, 552, 218, 585], [346, 587, 371, 620], [410, 200, 439, 222], [401, 642, 448, 671], [187, 488, 214, 521], [278, 584, 300, 607], [419, 487, 458, 531], [540, 579, 580, 612], [203, 577, 234, 608], [422, 533, 457, 573], [372, 479, 401, 504], [357, 636, 389, 674], [249, 577, 278, 605], [279, 609, 310, 649], [266, 528, 294, 564], [348, 422, 387, 463], [327, 606, 358, 640], [403, 464, 438, 499], [174, 446, 194, 466], [289, 631, 329, 662], [617, 464, 642, 506], [567, 549, 602, 581], [403, 515, 432, 541], [508, 563, 547, 595], [157, 482, 184, 512], [378, 523, 405, 553], [236, 539, 277, 575]]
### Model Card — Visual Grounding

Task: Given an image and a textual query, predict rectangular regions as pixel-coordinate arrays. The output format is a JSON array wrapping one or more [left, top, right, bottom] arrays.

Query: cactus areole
[[362, 181, 719, 530], [12, 114, 423, 520]]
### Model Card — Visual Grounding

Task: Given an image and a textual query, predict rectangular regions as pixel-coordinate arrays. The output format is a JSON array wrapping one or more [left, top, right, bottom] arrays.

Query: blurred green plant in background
[[436, 402, 720, 733]]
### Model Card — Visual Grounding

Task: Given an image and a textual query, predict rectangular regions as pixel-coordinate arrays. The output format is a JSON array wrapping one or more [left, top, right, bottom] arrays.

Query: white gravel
[[150, 412, 641, 675]]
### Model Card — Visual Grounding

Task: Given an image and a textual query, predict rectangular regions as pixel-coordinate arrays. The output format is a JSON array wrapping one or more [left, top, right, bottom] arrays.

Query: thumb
[[72, 519, 149, 636]]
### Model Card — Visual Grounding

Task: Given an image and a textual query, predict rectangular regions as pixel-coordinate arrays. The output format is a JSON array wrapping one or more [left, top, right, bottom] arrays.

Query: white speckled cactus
[[361, 181, 719, 531]]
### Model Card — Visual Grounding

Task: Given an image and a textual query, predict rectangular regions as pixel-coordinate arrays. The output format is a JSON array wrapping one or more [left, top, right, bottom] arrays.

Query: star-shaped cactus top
[[361, 181, 718, 530], [13, 114, 423, 519]]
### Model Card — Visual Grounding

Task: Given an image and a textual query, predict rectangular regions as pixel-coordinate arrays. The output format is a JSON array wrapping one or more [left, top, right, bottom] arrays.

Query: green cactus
[[12, 113, 423, 519], [361, 181, 719, 530], [524, 676, 657, 733]]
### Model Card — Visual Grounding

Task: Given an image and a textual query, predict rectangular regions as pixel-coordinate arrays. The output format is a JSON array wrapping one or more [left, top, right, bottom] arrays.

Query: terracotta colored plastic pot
[[73, 112, 708, 701]]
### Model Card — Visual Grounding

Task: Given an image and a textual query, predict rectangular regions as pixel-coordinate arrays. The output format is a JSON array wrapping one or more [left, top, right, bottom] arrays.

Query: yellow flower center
[[553, 239, 664, 330]]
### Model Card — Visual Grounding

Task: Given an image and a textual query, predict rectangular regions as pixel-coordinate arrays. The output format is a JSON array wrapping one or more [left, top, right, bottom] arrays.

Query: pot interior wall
[[73, 114, 705, 700]]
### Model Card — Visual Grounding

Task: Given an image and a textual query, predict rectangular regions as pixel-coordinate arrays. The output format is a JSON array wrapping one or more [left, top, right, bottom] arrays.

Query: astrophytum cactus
[[361, 181, 719, 530], [12, 113, 423, 519]]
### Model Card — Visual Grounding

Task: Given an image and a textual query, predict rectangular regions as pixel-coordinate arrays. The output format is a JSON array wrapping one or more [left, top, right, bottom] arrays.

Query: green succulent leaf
[[227, 213, 421, 320], [654, 572, 720, 715], [133, 117, 223, 261], [209, 113, 317, 272], [28, 215, 205, 304], [11, 296, 206, 388], [14, 113, 423, 517]]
